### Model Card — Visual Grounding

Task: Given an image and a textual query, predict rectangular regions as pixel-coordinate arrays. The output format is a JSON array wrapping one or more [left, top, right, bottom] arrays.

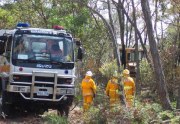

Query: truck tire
[[0, 78, 2, 93], [1, 91, 12, 117], [57, 104, 70, 117], [57, 96, 74, 117]]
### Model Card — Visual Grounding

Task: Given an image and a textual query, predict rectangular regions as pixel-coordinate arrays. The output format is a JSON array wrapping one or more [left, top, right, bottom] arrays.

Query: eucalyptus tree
[[0, 8, 15, 28], [149, 0, 180, 109], [141, 0, 172, 110], [70, 0, 122, 72], [161, 0, 180, 109]]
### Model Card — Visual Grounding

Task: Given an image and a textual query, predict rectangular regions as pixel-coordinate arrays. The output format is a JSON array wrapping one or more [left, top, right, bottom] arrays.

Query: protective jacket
[[123, 77, 135, 98], [81, 76, 96, 96], [106, 79, 119, 98], [106, 78, 120, 106], [81, 75, 96, 111], [122, 76, 135, 107]]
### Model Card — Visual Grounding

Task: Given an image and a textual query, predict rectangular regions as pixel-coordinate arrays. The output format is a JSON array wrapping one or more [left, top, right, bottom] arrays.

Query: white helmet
[[86, 71, 93, 76]]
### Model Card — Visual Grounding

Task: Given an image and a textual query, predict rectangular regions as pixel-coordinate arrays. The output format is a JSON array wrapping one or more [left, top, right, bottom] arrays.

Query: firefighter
[[122, 69, 135, 108], [0, 53, 8, 66], [0, 53, 9, 73], [105, 72, 120, 107], [14, 38, 26, 54], [51, 43, 63, 61], [81, 71, 96, 111]]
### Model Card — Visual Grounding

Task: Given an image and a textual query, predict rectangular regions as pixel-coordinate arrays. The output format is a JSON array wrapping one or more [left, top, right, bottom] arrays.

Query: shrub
[[43, 113, 68, 124], [139, 58, 155, 88], [83, 107, 107, 124], [99, 59, 119, 80]]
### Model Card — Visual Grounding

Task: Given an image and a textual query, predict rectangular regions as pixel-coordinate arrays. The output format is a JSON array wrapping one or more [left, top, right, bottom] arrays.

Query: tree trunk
[[116, 0, 152, 69], [81, 1, 121, 70], [117, 0, 126, 69], [141, 0, 172, 110], [177, 85, 180, 109], [176, 16, 180, 109], [154, 0, 160, 45], [107, 0, 117, 60], [131, 0, 140, 95]]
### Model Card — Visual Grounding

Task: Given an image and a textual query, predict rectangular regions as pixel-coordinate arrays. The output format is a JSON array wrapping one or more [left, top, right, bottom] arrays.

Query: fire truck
[[0, 23, 79, 116]]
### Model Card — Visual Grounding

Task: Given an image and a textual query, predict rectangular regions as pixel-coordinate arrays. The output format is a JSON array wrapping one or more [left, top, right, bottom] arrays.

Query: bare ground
[[0, 106, 83, 124]]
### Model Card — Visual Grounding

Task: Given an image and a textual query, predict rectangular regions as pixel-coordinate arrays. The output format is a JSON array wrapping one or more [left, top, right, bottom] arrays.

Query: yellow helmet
[[123, 69, 130, 75]]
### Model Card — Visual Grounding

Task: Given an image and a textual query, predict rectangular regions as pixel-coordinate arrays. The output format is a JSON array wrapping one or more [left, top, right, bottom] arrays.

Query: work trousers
[[83, 95, 93, 111]]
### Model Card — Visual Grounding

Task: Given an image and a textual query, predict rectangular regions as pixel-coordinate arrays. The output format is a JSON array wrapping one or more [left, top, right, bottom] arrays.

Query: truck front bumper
[[7, 85, 75, 101]]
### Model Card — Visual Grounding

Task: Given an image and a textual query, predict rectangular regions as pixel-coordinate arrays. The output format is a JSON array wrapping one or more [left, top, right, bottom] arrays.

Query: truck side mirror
[[77, 47, 84, 60], [0, 36, 7, 54], [74, 38, 84, 61], [0, 36, 12, 54], [76, 42, 85, 61]]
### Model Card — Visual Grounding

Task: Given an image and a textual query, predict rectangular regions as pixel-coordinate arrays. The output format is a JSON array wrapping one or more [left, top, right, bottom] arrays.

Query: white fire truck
[[0, 23, 79, 116]]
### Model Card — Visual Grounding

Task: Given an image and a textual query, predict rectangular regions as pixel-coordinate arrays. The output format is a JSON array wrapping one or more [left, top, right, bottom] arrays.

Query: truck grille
[[13, 75, 32, 82], [13, 75, 72, 85], [10, 72, 74, 101], [35, 76, 54, 82]]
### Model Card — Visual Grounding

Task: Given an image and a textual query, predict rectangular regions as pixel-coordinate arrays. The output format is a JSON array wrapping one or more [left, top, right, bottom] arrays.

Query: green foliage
[[158, 110, 174, 120], [159, 35, 179, 101], [43, 114, 68, 124], [139, 58, 155, 87], [99, 59, 119, 79], [0, 8, 15, 28], [73, 9, 89, 27], [83, 106, 107, 124], [131, 102, 162, 123], [106, 102, 164, 124], [171, 116, 180, 124], [94, 86, 109, 106], [157, 110, 180, 123]]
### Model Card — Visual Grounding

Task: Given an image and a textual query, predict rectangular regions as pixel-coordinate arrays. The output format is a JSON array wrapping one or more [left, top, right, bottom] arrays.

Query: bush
[[43, 113, 68, 124], [139, 58, 155, 88], [83, 107, 107, 124], [132, 102, 162, 123], [99, 59, 119, 80], [106, 102, 163, 124]]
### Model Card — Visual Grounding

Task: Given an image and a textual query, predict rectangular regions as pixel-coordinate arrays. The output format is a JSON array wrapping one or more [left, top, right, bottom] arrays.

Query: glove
[[93, 94, 96, 98]]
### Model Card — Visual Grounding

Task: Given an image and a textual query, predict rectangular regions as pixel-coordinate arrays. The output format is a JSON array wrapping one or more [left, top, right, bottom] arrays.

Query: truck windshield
[[12, 34, 73, 63]]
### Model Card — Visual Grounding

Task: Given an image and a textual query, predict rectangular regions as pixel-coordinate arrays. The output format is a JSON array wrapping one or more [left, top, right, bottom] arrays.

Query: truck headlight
[[67, 89, 74, 94], [59, 89, 66, 95]]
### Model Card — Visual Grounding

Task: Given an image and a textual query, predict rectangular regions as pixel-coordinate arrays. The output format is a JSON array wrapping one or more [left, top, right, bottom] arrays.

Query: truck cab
[[0, 23, 76, 116]]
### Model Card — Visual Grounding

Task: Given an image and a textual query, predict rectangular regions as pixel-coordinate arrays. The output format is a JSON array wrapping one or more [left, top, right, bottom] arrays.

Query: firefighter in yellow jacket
[[81, 71, 97, 111], [105, 72, 120, 107], [122, 69, 135, 108]]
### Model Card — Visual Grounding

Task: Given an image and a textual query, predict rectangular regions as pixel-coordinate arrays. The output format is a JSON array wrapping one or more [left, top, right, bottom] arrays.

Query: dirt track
[[0, 106, 83, 124], [0, 112, 44, 124]]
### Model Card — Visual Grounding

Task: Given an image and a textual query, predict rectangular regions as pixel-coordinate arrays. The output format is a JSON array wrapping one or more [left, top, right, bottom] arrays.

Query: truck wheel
[[57, 104, 70, 117], [35, 108, 46, 115], [1, 91, 12, 117]]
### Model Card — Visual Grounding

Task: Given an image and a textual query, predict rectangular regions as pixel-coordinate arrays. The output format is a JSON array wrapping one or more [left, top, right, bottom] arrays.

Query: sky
[[95, 0, 172, 45], [0, 0, 172, 45]]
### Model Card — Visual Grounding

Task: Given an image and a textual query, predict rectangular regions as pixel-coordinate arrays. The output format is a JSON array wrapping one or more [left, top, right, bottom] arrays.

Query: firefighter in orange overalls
[[122, 69, 135, 108], [105, 72, 120, 107], [81, 71, 97, 111]]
